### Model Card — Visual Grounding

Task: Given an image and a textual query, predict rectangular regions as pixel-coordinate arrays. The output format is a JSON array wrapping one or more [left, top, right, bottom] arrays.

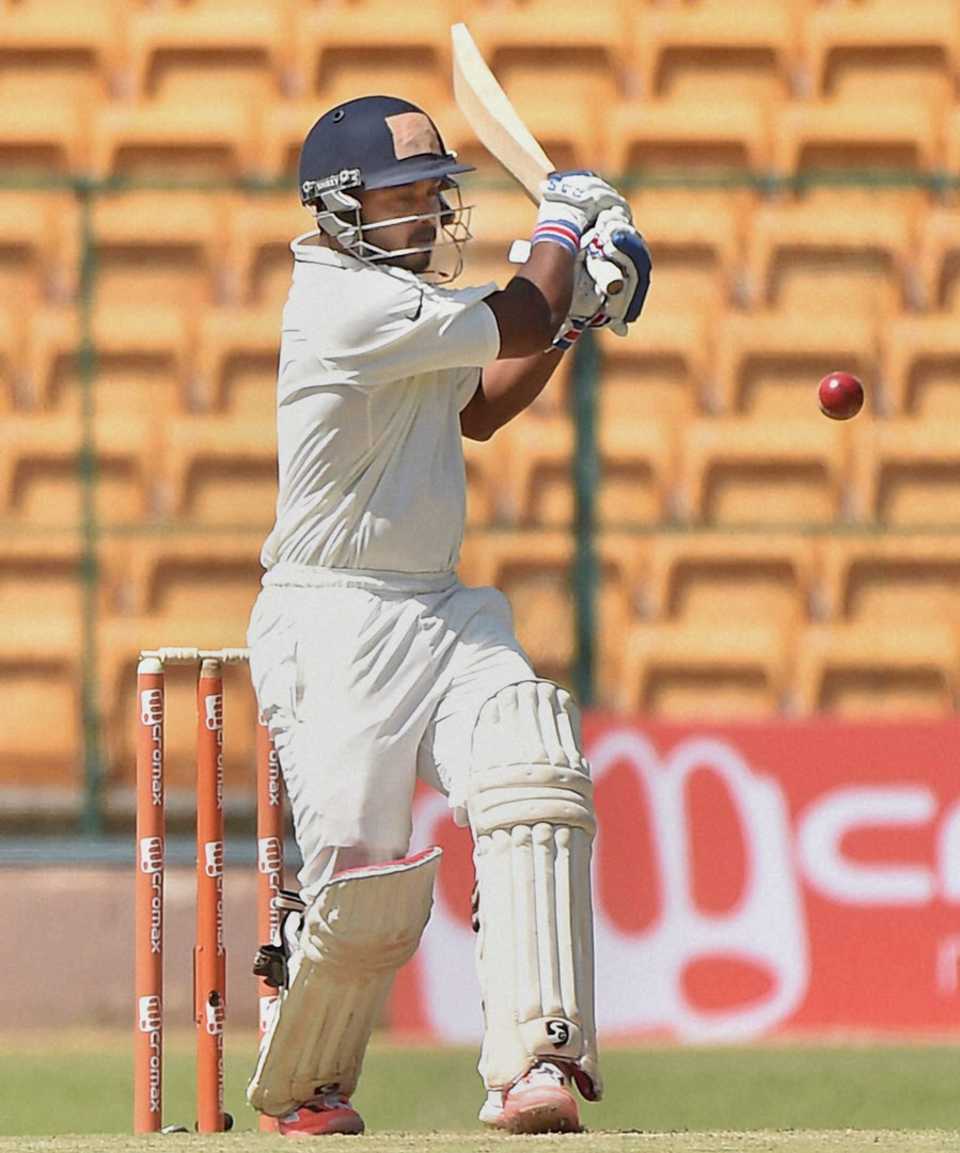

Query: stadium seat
[[680, 417, 852, 526], [791, 621, 958, 716], [644, 531, 815, 636], [91, 191, 229, 308], [125, 4, 288, 106], [162, 414, 277, 525], [914, 207, 960, 311], [626, 188, 747, 319], [26, 303, 192, 417], [0, 412, 153, 526], [802, 0, 958, 105], [743, 197, 914, 324], [0, 533, 84, 791], [597, 310, 711, 423], [855, 420, 960, 527], [881, 313, 960, 417], [495, 414, 575, 527], [939, 109, 960, 209], [459, 529, 576, 684], [0, 304, 25, 413], [599, 417, 678, 528], [609, 98, 771, 176], [295, 1, 451, 105], [816, 533, 960, 626], [89, 100, 253, 180], [193, 307, 280, 415], [225, 192, 305, 304], [633, 0, 798, 105], [712, 310, 877, 417], [0, 94, 88, 174], [0, 192, 79, 308], [618, 618, 788, 717], [0, 0, 120, 105], [771, 98, 938, 176]]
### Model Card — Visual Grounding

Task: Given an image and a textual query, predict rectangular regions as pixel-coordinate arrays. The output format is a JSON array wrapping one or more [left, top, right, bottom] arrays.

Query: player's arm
[[459, 349, 563, 441], [482, 172, 630, 360]]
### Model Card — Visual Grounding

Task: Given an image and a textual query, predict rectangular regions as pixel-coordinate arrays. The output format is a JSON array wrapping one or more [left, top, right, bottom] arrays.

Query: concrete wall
[[3, 868, 264, 1029]]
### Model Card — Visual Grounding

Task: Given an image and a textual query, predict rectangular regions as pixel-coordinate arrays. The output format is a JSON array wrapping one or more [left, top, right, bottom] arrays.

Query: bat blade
[[451, 22, 551, 203]]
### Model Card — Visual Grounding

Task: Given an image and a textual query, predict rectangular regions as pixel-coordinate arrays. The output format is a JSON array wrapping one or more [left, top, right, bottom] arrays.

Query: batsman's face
[[360, 179, 443, 272]]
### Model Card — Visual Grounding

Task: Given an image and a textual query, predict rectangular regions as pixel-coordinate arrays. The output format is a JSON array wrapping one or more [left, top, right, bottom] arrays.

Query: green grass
[[1, 1031, 959, 1146]]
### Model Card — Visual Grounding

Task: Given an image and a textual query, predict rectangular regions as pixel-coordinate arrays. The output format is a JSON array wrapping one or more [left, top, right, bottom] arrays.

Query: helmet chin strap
[[308, 185, 473, 285]]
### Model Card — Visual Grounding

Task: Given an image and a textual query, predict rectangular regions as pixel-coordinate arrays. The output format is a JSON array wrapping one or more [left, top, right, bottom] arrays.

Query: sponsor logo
[[258, 836, 283, 875], [140, 689, 162, 727], [545, 1020, 571, 1047], [138, 994, 162, 1032], [204, 693, 223, 732], [141, 690, 164, 806], [205, 996, 225, 1036], [204, 840, 223, 879], [139, 836, 163, 874], [138, 996, 163, 1114]]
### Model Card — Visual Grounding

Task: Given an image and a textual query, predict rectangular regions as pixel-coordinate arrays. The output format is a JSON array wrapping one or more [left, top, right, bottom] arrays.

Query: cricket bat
[[451, 22, 624, 296]]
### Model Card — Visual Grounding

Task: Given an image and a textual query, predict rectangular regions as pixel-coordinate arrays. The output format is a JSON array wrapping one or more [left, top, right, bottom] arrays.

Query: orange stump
[[195, 658, 226, 1132], [256, 716, 284, 1133], [134, 657, 165, 1133]]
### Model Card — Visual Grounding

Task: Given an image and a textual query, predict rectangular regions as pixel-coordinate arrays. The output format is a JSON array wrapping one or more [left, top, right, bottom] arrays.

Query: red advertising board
[[393, 718, 960, 1042]]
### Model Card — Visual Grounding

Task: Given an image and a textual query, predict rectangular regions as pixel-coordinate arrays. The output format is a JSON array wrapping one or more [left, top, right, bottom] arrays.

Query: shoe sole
[[503, 1089, 581, 1135]]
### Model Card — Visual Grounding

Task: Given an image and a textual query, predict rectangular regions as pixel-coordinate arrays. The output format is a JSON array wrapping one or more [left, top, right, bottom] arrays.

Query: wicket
[[134, 647, 285, 1134]]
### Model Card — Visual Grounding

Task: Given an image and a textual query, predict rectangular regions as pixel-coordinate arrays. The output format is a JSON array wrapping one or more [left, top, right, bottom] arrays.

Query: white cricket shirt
[[260, 236, 501, 574]]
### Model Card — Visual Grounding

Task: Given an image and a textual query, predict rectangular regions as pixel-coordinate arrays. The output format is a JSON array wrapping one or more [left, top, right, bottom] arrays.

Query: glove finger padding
[[583, 213, 652, 337]]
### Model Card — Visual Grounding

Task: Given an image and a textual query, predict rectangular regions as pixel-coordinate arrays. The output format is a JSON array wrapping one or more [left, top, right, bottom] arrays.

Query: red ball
[[818, 371, 864, 420]]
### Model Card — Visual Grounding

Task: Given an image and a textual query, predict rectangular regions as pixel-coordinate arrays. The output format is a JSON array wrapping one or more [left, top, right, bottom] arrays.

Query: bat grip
[[587, 254, 624, 298]]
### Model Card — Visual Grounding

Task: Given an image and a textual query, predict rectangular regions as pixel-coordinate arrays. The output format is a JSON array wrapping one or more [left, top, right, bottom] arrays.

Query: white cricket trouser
[[247, 563, 534, 900]]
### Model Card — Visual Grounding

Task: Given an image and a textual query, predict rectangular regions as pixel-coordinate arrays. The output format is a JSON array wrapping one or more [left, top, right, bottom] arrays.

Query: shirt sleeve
[[299, 269, 501, 389]]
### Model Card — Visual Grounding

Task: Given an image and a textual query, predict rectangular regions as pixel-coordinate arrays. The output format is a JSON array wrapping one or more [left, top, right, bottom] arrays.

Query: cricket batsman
[[246, 95, 651, 1137]]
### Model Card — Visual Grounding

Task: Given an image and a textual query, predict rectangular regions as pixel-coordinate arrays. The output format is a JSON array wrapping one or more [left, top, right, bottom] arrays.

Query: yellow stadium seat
[[855, 420, 960, 527], [0, 0, 120, 106], [0, 412, 153, 526], [0, 95, 88, 174], [743, 197, 914, 323], [626, 188, 747, 319], [914, 207, 960, 310], [644, 531, 815, 636], [608, 98, 771, 176], [634, 0, 798, 104], [90, 100, 253, 181], [91, 191, 228, 308], [618, 619, 787, 717], [459, 529, 575, 684], [881, 313, 960, 417], [802, 0, 958, 105], [597, 310, 710, 423], [467, 1, 628, 105], [0, 534, 84, 790], [772, 98, 938, 176], [193, 306, 279, 418], [791, 622, 957, 716], [465, 185, 533, 251], [0, 192, 79, 308], [125, 3, 287, 106], [680, 417, 851, 526], [0, 304, 25, 414], [816, 533, 960, 627], [599, 417, 677, 528], [26, 303, 192, 418], [162, 414, 277, 525], [295, 1, 451, 106], [940, 109, 960, 207], [495, 413, 575, 527], [225, 192, 305, 303], [712, 310, 876, 416]]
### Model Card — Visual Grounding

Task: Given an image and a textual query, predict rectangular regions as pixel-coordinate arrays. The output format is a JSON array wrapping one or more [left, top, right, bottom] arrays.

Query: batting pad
[[247, 846, 441, 1116], [468, 681, 601, 1100]]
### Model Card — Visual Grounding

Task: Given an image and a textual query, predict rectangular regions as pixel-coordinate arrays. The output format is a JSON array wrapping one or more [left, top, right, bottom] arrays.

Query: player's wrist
[[531, 209, 584, 256]]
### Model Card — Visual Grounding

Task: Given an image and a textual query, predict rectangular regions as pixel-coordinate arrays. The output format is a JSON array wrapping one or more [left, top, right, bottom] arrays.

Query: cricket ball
[[818, 371, 864, 420]]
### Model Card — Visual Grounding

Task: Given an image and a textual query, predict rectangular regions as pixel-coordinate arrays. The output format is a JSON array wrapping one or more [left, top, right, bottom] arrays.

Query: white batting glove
[[533, 170, 633, 257], [551, 210, 652, 349]]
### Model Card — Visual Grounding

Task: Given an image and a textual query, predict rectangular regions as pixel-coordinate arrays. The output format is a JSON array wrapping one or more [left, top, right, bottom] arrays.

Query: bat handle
[[587, 253, 624, 297]]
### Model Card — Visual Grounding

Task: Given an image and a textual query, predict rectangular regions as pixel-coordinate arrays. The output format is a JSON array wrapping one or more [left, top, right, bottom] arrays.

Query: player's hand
[[551, 210, 652, 348], [537, 171, 632, 240]]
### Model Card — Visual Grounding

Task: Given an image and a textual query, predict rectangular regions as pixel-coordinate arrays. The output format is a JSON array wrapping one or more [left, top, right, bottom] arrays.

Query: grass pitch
[[1, 1031, 958, 1151]]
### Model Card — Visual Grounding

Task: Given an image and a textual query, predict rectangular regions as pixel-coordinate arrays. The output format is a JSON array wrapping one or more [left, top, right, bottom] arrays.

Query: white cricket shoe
[[479, 1060, 581, 1134]]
